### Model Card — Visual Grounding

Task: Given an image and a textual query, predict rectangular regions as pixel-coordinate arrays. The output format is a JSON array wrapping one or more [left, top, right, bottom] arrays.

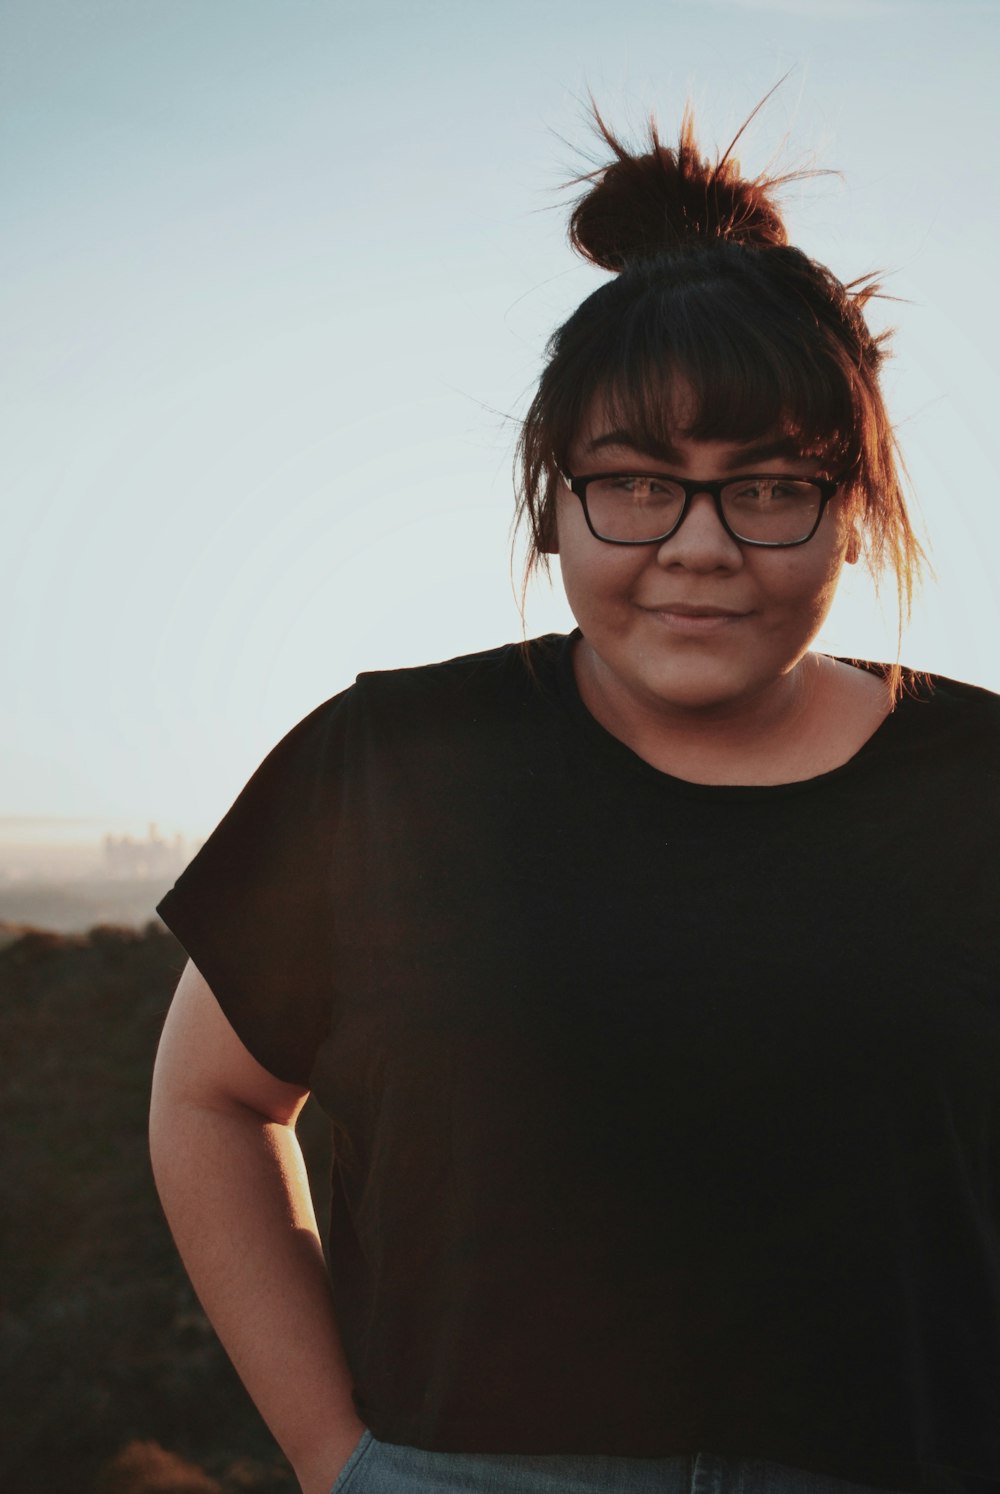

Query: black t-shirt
[[157, 633, 1000, 1493]]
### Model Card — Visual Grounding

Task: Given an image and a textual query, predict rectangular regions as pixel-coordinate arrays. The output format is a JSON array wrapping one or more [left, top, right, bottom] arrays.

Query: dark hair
[[514, 104, 924, 695]]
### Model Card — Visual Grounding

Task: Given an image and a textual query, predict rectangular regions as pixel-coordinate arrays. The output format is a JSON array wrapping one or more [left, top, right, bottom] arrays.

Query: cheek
[[764, 550, 846, 624], [771, 561, 843, 633], [556, 514, 641, 612], [560, 550, 644, 620]]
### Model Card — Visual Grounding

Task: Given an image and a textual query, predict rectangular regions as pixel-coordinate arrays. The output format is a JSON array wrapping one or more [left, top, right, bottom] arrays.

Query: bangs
[[549, 266, 862, 472]]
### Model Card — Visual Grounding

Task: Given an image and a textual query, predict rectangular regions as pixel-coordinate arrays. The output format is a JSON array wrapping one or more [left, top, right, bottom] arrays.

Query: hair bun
[[569, 105, 789, 272]]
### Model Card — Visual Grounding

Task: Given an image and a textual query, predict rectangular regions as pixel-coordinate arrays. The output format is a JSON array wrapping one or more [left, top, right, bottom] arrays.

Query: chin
[[636, 657, 778, 715]]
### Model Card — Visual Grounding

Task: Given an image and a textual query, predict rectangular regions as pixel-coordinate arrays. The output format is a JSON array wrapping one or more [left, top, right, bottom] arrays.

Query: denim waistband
[[331, 1433, 915, 1494]]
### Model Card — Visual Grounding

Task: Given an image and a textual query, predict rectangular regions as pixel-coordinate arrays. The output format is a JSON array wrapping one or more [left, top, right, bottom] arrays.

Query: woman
[[150, 107, 1000, 1494]]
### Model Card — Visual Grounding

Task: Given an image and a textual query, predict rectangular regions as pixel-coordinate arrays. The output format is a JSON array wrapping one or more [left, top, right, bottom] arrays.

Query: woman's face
[[554, 407, 859, 725]]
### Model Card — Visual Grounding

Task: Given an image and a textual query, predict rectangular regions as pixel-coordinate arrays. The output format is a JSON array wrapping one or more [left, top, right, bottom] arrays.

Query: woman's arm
[[149, 961, 366, 1494]]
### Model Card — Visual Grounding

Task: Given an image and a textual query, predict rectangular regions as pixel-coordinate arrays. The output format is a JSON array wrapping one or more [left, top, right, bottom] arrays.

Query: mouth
[[640, 603, 749, 635]]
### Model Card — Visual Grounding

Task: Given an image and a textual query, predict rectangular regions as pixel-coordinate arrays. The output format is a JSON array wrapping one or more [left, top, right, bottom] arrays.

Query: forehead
[[565, 375, 841, 471], [570, 400, 822, 471]]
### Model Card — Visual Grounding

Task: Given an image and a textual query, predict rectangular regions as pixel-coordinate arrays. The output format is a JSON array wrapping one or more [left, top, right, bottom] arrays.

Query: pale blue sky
[[4, 0, 999, 837]]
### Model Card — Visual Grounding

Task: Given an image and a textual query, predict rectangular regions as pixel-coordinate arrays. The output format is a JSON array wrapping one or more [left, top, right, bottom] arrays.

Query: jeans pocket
[[328, 1430, 374, 1494]]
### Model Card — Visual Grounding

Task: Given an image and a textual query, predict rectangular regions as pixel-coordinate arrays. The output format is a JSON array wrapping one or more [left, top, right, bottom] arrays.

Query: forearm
[[149, 1094, 364, 1492]]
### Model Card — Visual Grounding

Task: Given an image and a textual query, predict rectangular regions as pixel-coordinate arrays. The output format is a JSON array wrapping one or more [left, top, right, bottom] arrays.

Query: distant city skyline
[[5, 0, 999, 835], [0, 819, 197, 883], [0, 815, 197, 847]]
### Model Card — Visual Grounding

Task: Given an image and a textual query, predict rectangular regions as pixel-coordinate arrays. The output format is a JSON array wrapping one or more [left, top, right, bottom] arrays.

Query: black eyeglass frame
[[563, 471, 842, 548]]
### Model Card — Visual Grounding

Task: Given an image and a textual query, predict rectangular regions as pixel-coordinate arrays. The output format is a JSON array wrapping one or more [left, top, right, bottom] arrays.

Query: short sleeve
[[156, 689, 354, 1086]]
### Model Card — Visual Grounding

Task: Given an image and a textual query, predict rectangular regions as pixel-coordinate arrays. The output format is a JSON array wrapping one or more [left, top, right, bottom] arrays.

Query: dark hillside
[[0, 924, 332, 1494]]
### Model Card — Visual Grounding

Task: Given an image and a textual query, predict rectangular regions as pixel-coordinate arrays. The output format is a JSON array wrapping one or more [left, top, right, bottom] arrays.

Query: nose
[[655, 490, 743, 570]]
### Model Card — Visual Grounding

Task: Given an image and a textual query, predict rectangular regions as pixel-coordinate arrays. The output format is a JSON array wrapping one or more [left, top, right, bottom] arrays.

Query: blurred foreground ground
[[0, 922, 332, 1494]]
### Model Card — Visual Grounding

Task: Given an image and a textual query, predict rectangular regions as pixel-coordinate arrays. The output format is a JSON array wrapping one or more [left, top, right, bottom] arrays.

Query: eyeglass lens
[[584, 476, 824, 544]]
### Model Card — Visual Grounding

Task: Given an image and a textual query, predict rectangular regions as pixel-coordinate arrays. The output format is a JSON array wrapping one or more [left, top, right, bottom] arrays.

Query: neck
[[573, 644, 888, 786]]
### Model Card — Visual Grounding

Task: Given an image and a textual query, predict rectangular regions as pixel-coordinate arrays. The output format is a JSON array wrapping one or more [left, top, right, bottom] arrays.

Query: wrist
[[294, 1420, 368, 1494]]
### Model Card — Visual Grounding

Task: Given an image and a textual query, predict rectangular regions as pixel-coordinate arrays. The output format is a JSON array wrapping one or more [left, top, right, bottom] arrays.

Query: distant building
[[102, 824, 193, 881]]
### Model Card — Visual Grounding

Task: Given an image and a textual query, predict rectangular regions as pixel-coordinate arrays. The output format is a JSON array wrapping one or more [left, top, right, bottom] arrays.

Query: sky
[[4, 0, 999, 841]]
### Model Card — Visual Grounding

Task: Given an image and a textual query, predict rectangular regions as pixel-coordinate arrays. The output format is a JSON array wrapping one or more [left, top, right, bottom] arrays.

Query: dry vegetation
[[0, 923, 332, 1494]]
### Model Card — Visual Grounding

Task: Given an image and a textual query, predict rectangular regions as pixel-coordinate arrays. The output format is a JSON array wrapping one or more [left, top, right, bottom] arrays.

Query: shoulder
[[351, 634, 568, 724], [355, 634, 565, 696], [899, 667, 1000, 723], [848, 659, 1000, 724], [884, 665, 1000, 777], [262, 635, 571, 775]]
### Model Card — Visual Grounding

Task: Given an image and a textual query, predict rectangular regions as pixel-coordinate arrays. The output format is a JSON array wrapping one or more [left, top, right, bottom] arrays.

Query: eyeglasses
[[563, 471, 841, 548]]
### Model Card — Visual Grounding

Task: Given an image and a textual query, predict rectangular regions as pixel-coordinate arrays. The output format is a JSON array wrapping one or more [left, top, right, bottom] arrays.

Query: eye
[[771, 479, 814, 500], [725, 477, 817, 505], [610, 476, 676, 498]]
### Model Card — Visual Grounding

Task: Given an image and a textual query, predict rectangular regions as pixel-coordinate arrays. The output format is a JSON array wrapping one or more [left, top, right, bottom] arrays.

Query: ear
[[845, 525, 861, 566]]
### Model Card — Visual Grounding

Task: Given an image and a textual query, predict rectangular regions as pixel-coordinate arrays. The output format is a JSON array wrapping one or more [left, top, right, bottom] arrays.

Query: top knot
[[569, 103, 791, 272]]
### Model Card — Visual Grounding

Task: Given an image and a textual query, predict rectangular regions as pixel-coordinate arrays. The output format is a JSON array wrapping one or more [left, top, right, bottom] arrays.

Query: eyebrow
[[585, 430, 682, 461], [584, 430, 814, 470]]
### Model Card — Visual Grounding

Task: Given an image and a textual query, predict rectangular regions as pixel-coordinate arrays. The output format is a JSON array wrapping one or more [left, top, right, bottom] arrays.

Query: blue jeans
[[330, 1434, 907, 1494]]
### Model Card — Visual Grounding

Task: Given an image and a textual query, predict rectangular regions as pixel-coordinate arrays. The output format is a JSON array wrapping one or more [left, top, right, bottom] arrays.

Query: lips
[[640, 603, 749, 635], [647, 604, 746, 617]]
